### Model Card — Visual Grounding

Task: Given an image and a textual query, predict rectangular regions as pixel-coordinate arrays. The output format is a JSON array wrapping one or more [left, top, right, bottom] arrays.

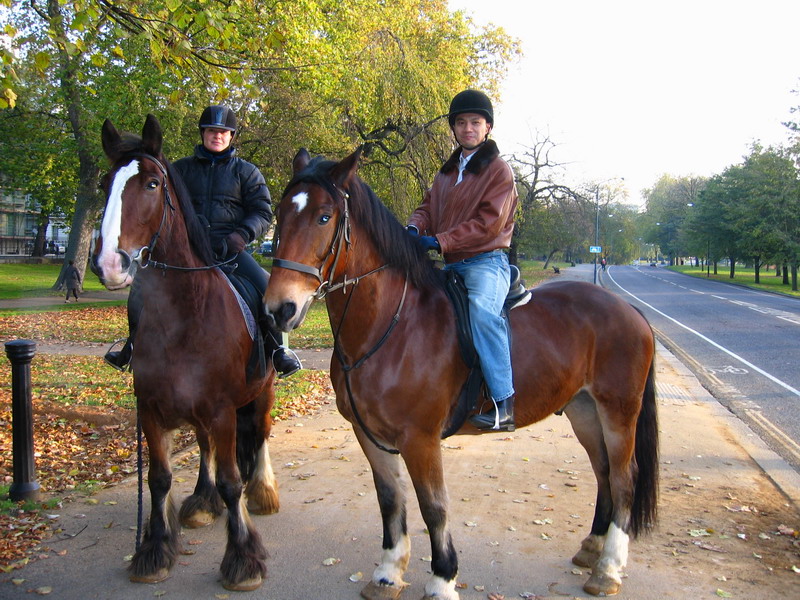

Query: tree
[[509, 133, 581, 266], [642, 174, 706, 265], [3, 0, 518, 288]]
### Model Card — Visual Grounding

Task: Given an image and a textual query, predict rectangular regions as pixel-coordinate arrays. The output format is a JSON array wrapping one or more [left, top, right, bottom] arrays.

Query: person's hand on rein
[[419, 235, 440, 252], [225, 231, 247, 254]]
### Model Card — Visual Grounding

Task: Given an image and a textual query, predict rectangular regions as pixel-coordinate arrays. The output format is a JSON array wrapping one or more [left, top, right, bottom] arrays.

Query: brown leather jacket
[[408, 140, 518, 264]]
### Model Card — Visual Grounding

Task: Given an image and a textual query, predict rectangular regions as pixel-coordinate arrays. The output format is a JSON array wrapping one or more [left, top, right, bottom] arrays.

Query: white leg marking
[[291, 191, 308, 213], [252, 443, 276, 488], [594, 522, 629, 583], [372, 534, 410, 586], [424, 574, 459, 600]]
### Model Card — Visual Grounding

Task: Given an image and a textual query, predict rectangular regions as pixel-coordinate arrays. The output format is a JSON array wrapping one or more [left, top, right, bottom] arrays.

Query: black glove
[[406, 224, 420, 236], [226, 231, 247, 254], [419, 235, 440, 252]]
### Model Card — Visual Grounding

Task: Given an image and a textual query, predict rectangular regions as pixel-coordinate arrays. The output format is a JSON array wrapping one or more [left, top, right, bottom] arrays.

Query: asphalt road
[[603, 264, 800, 472]]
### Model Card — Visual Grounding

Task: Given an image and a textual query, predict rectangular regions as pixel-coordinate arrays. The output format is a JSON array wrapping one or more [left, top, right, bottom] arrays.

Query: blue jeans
[[444, 250, 514, 402]]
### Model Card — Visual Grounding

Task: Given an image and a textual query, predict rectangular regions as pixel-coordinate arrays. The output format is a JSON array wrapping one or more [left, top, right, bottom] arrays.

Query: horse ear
[[101, 119, 122, 162], [141, 114, 163, 157], [292, 148, 311, 174], [331, 146, 363, 188]]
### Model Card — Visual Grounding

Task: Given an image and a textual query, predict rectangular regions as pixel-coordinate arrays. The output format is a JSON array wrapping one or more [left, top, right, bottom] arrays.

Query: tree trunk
[[32, 216, 49, 257], [542, 249, 558, 270], [783, 262, 789, 285], [792, 263, 798, 292], [48, 0, 102, 290], [729, 256, 735, 279], [754, 256, 760, 284]]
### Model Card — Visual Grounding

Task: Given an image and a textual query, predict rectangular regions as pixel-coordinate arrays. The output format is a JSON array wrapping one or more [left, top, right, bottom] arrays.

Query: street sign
[[590, 246, 602, 254]]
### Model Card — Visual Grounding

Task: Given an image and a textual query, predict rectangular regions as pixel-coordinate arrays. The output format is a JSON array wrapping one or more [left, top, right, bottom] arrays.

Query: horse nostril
[[90, 254, 101, 277], [118, 250, 132, 271]]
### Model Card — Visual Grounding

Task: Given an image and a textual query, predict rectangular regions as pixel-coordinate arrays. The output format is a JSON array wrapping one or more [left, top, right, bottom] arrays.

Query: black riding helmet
[[198, 105, 238, 134], [448, 90, 494, 127]]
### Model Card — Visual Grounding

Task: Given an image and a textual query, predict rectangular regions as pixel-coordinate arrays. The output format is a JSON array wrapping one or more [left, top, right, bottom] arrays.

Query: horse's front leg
[[355, 429, 411, 600], [215, 411, 268, 591], [179, 428, 224, 528], [129, 417, 180, 583], [403, 436, 459, 600]]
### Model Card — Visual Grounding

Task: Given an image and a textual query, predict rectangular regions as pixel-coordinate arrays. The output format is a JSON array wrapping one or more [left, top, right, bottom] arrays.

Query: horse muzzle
[[92, 248, 136, 290]]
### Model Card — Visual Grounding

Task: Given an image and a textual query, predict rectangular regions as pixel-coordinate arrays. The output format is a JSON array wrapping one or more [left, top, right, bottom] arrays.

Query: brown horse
[[92, 115, 279, 591], [265, 148, 658, 598]]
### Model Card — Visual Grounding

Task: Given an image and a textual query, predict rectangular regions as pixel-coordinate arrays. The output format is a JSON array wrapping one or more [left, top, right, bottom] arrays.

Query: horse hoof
[[223, 575, 263, 592], [361, 579, 408, 600], [572, 548, 600, 568], [583, 572, 621, 596], [181, 510, 216, 529], [130, 568, 170, 584]]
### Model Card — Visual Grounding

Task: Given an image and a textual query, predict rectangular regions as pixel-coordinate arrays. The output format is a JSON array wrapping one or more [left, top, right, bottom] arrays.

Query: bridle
[[112, 153, 235, 274], [271, 184, 388, 298]]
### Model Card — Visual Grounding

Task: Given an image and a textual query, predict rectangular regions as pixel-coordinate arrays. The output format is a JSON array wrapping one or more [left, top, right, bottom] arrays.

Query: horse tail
[[630, 352, 659, 538], [236, 400, 260, 483]]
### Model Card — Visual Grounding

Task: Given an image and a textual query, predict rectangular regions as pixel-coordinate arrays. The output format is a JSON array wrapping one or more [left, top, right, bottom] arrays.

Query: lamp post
[[593, 187, 600, 284], [592, 177, 623, 285]]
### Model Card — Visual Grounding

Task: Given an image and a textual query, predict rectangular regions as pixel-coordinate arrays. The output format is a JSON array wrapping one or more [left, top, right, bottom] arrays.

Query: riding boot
[[264, 329, 302, 379], [104, 279, 141, 372], [469, 396, 515, 432], [104, 336, 133, 372]]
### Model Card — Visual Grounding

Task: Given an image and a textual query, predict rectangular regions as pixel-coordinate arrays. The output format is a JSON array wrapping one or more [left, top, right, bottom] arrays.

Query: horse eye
[[146, 179, 159, 190], [319, 214, 332, 225]]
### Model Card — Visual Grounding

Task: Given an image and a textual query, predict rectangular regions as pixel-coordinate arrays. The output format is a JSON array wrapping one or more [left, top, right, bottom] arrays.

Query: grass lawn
[[670, 265, 800, 298], [0, 263, 108, 299]]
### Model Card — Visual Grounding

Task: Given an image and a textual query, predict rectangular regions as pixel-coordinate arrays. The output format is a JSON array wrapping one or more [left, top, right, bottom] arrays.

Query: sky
[[449, 0, 800, 206]]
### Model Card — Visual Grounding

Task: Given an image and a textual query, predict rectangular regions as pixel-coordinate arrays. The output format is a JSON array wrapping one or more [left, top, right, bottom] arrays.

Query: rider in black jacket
[[104, 105, 301, 378]]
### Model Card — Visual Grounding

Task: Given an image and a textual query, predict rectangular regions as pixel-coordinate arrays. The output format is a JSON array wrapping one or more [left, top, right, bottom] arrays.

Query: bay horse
[[264, 148, 658, 598], [92, 115, 279, 591]]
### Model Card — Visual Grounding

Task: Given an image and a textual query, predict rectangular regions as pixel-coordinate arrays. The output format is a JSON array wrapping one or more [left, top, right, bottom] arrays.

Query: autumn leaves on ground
[[0, 305, 333, 571]]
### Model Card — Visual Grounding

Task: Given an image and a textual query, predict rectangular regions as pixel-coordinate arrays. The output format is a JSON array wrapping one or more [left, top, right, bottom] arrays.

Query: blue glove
[[419, 235, 441, 252]]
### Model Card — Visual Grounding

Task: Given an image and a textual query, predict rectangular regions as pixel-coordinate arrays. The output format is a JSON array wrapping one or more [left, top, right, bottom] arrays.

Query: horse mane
[[284, 156, 443, 291], [109, 133, 215, 266]]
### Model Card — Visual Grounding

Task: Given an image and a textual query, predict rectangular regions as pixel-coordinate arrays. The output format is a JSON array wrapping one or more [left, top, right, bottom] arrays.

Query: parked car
[[259, 241, 273, 256]]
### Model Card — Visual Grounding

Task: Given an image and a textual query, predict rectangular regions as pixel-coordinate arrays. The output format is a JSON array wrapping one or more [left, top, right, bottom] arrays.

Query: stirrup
[[272, 347, 302, 379], [104, 338, 132, 372]]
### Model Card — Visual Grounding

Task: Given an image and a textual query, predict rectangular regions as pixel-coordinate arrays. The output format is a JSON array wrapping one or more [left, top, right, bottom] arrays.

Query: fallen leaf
[[322, 557, 340, 566], [349, 572, 363, 582]]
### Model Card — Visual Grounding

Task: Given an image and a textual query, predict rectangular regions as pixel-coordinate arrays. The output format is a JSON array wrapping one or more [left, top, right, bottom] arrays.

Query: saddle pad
[[222, 270, 257, 341]]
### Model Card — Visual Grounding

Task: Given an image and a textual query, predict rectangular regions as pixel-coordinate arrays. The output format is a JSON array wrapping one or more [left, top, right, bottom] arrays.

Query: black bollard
[[5, 340, 40, 502]]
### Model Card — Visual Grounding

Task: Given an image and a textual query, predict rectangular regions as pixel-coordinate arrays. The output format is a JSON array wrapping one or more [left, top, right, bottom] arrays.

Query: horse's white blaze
[[424, 575, 459, 600], [291, 191, 308, 213], [98, 161, 139, 287], [372, 534, 410, 586], [594, 522, 628, 583]]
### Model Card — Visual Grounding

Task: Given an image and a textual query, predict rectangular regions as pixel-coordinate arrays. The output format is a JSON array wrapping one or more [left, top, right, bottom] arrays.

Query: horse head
[[92, 114, 172, 290], [265, 147, 362, 332]]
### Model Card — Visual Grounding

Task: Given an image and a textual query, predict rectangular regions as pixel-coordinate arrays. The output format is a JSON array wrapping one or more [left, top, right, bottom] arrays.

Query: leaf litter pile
[[0, 305, 334, 574]]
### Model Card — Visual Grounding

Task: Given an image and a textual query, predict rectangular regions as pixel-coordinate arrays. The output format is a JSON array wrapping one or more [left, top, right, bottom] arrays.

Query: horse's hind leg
[[245, 439, 280, 514], [244, 387, 280, 515], [564, 394, 612, 570], [180, 429, 224, 528], [215, 412, 267, 591], [566, 394, 636, 596], [356, 430, 411, 600], [129, 419, 181, 583]]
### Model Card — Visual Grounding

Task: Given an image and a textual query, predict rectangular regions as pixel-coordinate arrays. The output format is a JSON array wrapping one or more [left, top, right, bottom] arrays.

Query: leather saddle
[[440, 264, 531, 437]]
